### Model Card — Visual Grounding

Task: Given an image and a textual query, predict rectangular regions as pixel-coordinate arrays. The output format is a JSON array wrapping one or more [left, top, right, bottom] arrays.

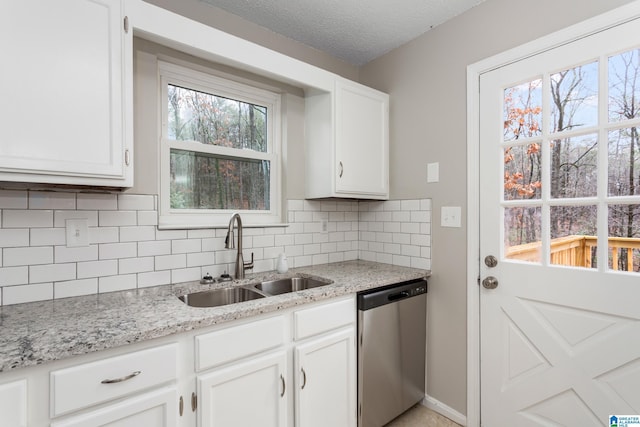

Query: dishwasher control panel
[[357, 278, 427, 311]]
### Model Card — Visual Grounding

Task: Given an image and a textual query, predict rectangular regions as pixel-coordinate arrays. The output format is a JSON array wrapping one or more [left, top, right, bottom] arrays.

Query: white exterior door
[[479, 15, 640, 426]]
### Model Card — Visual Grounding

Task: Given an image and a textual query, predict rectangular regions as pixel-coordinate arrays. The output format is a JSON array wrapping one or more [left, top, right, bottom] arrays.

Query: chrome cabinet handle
[[339, 161, 343, 178], [191, 392, 197, 412], [301, 367, 307, 389], [179, 396, 184, 416], [101, 370, 141, 384], [280, 374, 286, 397]]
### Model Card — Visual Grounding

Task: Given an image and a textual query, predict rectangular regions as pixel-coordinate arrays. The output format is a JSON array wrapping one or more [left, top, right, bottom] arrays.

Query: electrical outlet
[[320, 219, 329, 233], [66, 219, 89, 247]]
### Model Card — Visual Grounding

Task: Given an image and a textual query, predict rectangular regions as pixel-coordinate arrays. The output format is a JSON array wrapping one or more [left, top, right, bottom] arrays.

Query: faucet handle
[[244, 252, 254, 271]]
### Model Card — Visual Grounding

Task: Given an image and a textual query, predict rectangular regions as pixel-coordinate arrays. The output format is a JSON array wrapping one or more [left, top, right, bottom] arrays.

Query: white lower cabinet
[[198, 351, 288, 427], [192, 296, 356, 427], [51, 387, 178, 427], [0, 296, 355, 427], [294, 329, 356, 427], [0, 379, 27, 427]]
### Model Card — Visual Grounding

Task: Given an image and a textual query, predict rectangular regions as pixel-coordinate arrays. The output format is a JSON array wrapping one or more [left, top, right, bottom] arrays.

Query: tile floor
[[385, 404, 462, 427]]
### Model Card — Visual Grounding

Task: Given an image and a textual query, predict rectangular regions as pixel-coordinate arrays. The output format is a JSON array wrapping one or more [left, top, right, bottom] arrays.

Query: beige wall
[[359, 0, 636, 416]]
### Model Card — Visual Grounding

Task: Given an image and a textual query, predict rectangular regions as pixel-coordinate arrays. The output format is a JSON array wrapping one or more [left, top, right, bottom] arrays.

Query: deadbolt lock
[[484, 255, 498, 268]]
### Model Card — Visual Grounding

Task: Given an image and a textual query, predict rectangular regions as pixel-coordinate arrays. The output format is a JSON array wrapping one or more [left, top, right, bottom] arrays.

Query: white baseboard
[[422, 395, 467, 426]]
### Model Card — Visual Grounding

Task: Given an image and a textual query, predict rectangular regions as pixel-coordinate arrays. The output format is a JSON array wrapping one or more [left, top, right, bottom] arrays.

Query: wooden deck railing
[[506, 235, 640, 271]]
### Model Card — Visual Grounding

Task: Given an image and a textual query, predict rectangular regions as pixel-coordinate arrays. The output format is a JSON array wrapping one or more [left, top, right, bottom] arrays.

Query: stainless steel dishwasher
[[357, 278, 427, 427]]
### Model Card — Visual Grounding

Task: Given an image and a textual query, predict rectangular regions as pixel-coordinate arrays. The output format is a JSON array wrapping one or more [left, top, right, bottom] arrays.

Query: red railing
[[506, 235, 640, 271]]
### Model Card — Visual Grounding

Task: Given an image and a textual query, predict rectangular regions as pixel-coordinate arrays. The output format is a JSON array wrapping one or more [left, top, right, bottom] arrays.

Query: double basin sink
[[178, 276, 332, 308]]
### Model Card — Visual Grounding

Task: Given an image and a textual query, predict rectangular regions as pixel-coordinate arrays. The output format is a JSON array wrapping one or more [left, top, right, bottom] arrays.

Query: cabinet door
[[295, 328, 356, 427], [0, 379, 27, 427], [335, 79, 389, 198], [0, 0, 132, 186], [198, 351, 288, 427], [50, 388, 177, 427]]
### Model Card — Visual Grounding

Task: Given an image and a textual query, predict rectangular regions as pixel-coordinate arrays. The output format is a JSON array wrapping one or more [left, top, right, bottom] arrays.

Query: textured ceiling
[[199, 0, 485, 66]]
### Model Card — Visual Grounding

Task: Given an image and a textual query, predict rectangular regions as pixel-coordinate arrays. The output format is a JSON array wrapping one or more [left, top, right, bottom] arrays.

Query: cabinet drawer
[[294, 296, 355, 340], [196, 315, 286, 371], [50, 344, 177, 417]]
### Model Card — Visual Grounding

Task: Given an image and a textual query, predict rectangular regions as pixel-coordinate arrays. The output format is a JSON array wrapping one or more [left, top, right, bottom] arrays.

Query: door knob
[[482, 276, 498, 289]]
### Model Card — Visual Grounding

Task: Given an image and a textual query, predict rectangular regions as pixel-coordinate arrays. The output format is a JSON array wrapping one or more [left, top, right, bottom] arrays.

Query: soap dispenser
[[276, 253, 288, 274]]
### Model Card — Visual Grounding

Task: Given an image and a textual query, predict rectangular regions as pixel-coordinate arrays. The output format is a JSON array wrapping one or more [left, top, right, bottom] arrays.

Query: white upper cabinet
[[305, 78, 389, 200], [0, 0, 132, 187]]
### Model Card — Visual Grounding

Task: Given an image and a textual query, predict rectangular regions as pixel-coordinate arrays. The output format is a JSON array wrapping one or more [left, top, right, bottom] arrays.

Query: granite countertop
[[0, 260, 429, 373]]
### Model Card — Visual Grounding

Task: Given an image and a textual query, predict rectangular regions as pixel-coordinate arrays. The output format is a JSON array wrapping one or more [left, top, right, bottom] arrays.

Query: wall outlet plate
[[66, 218, 89, 247]]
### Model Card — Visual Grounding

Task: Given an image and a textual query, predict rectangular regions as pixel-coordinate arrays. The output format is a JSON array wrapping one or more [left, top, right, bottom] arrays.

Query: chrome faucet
[[225, 213, 254, 279]]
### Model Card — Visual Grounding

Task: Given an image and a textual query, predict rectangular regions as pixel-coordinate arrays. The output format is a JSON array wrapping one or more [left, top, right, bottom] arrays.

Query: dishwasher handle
[[388, 291, 410, 301], [358, 279, 427, 311]]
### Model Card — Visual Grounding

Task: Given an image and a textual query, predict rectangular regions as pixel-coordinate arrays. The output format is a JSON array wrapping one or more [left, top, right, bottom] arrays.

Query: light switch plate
[[441, 206, 462, 228], [427, 162, 439, 183], [66, 219, 89, 247]]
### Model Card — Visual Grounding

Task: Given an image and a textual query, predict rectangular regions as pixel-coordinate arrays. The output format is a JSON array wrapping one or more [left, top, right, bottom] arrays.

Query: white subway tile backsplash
[[294, 211, 313, 223], [138, 270, 171, 288], [156, 229, 187, 240], [401, 200, 421, 211], [4, 283, 53, 304], [99, 242, 137, 260], [0, 190, 28, 209], [30, 263, 76, 284], [0, 192, 432, 306], [119, 226, 156, 242], [0, 266, 28, 286], [0, 229, 29, 247], [187, 229, 215, 239], [77, 193, 117, 210], [172, 239, 202, 254], [54, 211, 98, 227], [99, 211, 137, 227], [137, 211, 158, 226], [4, 247, 53, 266], [138, 240, 171, 257], [77, 260, 118, 279], [119, 257, 155, 274], [99, 274, 136, 293], [88, 227, 119, 244], [384, 200, 401, 211], [3, 210, 53, 228], [30, 228, 66, 246], [392, 254, 411, 267], [55, 278, 98, 299], [118, 194, 155, 211], [29, 191, 76, 210], [55, 245, 98, 263], [155, 254, 186, 271], [187, 252, 214, 267], [171, 267, 200, 283]]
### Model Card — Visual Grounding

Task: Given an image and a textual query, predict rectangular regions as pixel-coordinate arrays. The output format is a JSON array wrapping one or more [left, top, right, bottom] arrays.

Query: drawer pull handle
[[301, 367, 307, 389], [100, 370, 141, 384], [280, 374, 286, 397]]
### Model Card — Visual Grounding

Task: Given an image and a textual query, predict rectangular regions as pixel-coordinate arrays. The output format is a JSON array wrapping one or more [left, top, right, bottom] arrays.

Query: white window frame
[[158, 61, 282, 228]]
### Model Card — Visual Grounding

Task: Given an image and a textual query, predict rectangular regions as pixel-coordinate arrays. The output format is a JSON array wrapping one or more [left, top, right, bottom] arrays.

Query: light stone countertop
[[0, 260, 429, 373]]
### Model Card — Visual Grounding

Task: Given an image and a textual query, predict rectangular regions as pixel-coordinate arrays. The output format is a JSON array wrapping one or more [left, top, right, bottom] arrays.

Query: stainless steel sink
[[178, 276, 333, 307], [255, 277, 331, 295], [178, 287, 265, 308]]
